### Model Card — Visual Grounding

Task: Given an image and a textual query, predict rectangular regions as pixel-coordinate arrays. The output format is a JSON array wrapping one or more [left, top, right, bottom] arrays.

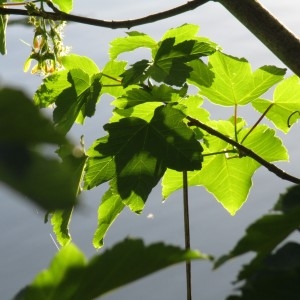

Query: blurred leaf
[[0, 88, 65, 144], [15, 239, 208, 300], [215, 185, 300, 271], [226, 242, 300, 300], [0, 87, 77, 210]]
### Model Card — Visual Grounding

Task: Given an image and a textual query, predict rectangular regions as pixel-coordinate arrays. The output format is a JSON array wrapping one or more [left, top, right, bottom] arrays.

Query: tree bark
[[217, 0, 300, 76]]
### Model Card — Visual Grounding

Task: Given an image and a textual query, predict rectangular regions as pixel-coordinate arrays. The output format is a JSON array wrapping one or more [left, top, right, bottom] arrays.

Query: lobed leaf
[[151, 38, 216, 86], [162, 121, 288, 215], [188, 51, 285, 106], [84, 105, 202, 212], [252, 75, 300, 133]]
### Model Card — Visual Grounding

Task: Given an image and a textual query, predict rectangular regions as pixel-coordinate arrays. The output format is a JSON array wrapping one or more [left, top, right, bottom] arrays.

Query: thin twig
[[0, 0, 209, 29], [186, 116, 300, 184], [183, 170, 192, 300]]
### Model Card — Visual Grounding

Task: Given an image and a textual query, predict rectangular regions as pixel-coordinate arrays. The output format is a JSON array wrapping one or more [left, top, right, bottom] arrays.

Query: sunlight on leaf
[[252, 75, 300, 133], [109, 31, 157, 60], [189, 51, 285, 106], [52, 0, 73, 13], [93, 185, 125, 248], [162, 121, 287, 215]]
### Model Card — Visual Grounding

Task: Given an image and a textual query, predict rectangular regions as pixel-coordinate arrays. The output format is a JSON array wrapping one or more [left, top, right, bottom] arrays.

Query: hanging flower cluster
[[24, 3, 70, 76]]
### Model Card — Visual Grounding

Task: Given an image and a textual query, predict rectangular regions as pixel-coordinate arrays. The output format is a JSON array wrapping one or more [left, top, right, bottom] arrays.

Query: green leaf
[[215, 185, 300, 272], [84, 105, 202, 212], [0, 1, 8, 55], [50, 208, 73, 246], [34, 70, 71, 108], [52, 0, 73, 13], [0, 150, 77, 210], [83, 136, 116, 189], [101, 60, 127, 97], [252, 75, 300, 133], [151, 38, 216, 86], [162, 121, 287, 215], [121, 59, 150, 87], [93, 186, 125, 249], [62, 54, 100, 75], [113, 84, 183, 109], [15, 239, 208, 300], [111, 102, 162, 123], [49, 143, 87, 246], [109, 31, 157, 60], [53, 69, 102, 133], [0, 87, 78, 210], [227, 242, 300, 300], [189, 51, 286, 106], [15, 243, 86, 300], [160, 24, 200, 44], [0, 88, 65, 144]]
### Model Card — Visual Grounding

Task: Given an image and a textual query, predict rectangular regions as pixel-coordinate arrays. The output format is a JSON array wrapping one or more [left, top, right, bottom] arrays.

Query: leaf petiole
[[241, 103, 274, 144]]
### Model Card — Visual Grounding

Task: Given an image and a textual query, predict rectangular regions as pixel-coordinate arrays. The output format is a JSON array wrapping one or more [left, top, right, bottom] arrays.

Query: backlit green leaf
[[62, 54, 100, 75], [51, 208, 73, 246], [84, 105, 202, 212], [162, 121, 287, 215], [252, 75, 300, 132], [109, 31, 157, 60], [101, 60, 127, 97], [52, 0, 73, 13], [188, 51, 285, 106], [15, 239, 207, 300], [34, 70, 71, 108], [93, 185, 125, 249]]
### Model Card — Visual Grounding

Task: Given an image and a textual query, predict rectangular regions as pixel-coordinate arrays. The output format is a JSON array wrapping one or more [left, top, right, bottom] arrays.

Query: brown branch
[[216, 0, 300, 77], [186, 116, 300, 184], [0, 0, 209, 29]]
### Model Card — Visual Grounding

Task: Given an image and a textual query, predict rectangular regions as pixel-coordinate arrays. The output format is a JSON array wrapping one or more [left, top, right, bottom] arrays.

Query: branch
[[186, 116, 300, 185], [217, 0, 300, 77], [0, 0, 209, 29]]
